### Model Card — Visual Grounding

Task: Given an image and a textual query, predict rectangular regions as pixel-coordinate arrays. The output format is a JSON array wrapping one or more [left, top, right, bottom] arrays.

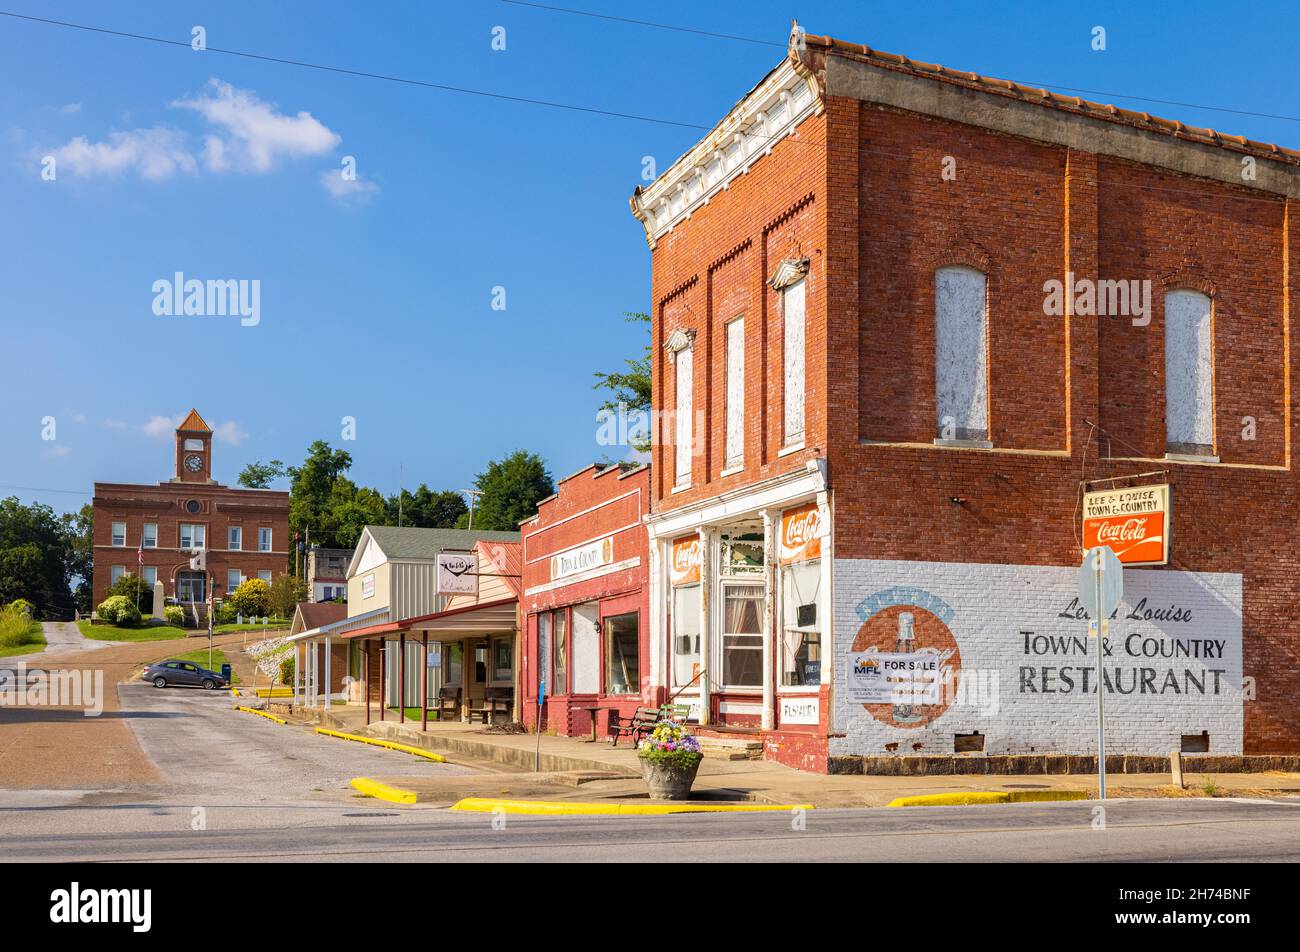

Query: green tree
[[593, 311, 652, 454], [459, 450, 554, 531], [286, 441, 354, 549], [325, 478, 388, 549], [60, 503, 93, 615], [385, 484, 467, 528], [237, 459, 286, 489], [226, 578, 271, 618], [0, 497, 73, 619], [106, 573, 153, 614], [267, 572, 308, 619]]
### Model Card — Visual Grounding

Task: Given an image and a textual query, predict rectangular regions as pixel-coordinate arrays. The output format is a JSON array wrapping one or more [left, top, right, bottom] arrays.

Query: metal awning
[[342, 597, 518, 639]]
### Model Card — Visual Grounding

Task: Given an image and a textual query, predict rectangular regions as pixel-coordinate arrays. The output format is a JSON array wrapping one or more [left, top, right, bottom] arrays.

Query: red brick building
[[629, 27, 1299, 771], [520, 464, 651, 738], [91, 410, 290, 612]]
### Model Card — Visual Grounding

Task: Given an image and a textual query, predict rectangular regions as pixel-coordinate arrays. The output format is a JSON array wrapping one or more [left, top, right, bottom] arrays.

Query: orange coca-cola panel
[[1081, 485, 1170, 566]]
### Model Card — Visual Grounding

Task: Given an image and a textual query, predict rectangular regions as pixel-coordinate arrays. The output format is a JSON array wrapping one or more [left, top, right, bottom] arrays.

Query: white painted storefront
[[831, 559, 1244, 757]]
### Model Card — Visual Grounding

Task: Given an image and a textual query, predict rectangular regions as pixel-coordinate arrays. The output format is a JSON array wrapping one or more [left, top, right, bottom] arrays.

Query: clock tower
[[174, 408, 214, 484]]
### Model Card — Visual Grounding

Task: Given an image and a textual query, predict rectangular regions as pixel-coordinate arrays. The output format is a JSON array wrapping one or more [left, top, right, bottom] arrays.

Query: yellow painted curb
[[888, 790, 1088, 807], [314, 727, 447, 763], [234, 705, 287, 725], [229, 687, 240, 698], [450, 797, 815, 816], [255, 688, 293, 698], [351, 777, 417, 805]]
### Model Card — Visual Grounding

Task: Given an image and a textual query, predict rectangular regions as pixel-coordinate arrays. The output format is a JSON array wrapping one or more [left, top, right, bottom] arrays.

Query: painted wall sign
[[436, 552, 477, 596], [670, 535, 702, 586], [833, 559, 1243, 757], [550, 536, 614, 581], [779, 695, 820, 725], [1082, 484, 1171, 566], [779, 502, 824, 564]]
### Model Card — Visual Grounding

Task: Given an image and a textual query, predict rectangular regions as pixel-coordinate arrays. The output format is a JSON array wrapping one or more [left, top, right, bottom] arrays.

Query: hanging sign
[[1082, 484, 1171, 566], [779, 502, 824, 564], [669, 535, 702, 586], [436, 552, 478, 596]]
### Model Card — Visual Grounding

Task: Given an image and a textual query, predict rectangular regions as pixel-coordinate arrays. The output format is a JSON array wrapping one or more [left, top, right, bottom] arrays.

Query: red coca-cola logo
[[672, 539, 700, 572], [1095, 518, 1148, 543], [783, 508, 821, 548]]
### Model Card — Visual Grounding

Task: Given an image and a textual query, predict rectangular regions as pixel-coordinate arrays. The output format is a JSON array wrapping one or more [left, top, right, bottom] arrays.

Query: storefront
[[648, 460, 832, 771], [520, 464, 651, 739]]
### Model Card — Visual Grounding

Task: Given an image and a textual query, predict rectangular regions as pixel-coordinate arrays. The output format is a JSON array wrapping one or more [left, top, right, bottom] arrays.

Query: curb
[[449, 797, 815, 816], [350, 777, 417, 805], [234, 705, 287, 725], [888, 790, 1089, 807], [315, 727, 447, 763]]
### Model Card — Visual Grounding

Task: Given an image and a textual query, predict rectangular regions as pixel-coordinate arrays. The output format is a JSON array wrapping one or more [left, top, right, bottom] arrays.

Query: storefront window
[[445, 642, 463, 688], [537, 613, 551, 694], [722, 583, 764, 687], [474, 642, 488, 683], [671, 584, 700, 687], [603, 612, 639, 695], [492, 637, 513, 682], [781, 559, 821, 686], [553, 610, 568, 695]]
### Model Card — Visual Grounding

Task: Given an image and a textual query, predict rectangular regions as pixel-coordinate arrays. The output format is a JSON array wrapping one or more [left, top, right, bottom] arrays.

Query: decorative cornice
[[768, 257, 810, 290], [630, 53, 824, 249], [664, 327, 697, 362]]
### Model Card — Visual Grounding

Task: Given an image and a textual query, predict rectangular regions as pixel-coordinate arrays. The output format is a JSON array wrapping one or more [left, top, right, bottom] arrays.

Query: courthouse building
[[629, 26, 1299, 770]]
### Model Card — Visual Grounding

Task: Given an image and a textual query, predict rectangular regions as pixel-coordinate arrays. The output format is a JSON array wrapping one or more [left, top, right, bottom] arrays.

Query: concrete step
[[698, 736, 764, 760]]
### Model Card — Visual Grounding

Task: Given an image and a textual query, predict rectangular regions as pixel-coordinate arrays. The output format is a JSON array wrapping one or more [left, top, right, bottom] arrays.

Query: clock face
[[185, 454, 203, 472]]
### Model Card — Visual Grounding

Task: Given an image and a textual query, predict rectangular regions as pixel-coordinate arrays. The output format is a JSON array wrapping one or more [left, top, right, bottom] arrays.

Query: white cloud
[[103, 419, 129, 430], [141, 414, 183, 437], [174, 79, 340, 173], [71, 413, 87, 424], [61, 103, 81, 115], [319, 168, 379, 202], [212, 421, 247, 445], [42, 445, 71, 459], [48, 126, 197, 181]]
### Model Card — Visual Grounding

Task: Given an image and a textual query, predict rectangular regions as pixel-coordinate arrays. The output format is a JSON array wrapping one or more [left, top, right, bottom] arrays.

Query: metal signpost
[[1077, 545, 1123, 800]]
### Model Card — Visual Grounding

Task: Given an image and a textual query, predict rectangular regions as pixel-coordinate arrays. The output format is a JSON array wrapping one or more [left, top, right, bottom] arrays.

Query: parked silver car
[[142, 660, 227, 690]]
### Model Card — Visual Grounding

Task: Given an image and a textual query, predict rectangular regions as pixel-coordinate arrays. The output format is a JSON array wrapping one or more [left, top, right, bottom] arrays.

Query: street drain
[[343, 812, 400, 818]]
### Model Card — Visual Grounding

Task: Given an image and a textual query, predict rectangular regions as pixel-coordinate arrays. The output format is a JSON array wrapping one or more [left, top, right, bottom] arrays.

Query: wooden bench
[[436, 685, 462, 721], [608, 706, 661, 747], [659, 703, 691, 723], [468, 687, 513, 725]]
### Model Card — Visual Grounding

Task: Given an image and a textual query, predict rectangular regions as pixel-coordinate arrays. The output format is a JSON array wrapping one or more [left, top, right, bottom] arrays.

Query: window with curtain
[[537, 612, 551, 695], [722, 583, 764, 687], [935, 265, 989, 442], [780, 559, 821, 687], [671, 584, 701, 687], [603, 612, 639, 695], [1164, 289, 1214, 456], [552, 609, 568, 695], [782, 279, 806, 447]]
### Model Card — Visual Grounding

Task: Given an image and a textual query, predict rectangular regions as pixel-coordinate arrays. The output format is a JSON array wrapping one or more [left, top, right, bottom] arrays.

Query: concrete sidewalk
[[298, 704, 1300, 809]]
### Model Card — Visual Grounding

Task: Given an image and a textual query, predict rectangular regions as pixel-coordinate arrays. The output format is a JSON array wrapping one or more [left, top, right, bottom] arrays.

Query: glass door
[[719, 582, 764, 689]]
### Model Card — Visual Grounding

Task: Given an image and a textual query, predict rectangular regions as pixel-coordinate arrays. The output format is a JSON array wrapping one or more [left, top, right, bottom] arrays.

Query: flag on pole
[[137, 542, 143, 566]]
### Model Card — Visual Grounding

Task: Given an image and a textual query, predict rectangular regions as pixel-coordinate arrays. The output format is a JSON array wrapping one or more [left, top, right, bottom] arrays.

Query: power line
[[0, 484, 92, 497], [497, 0, 784, 48]]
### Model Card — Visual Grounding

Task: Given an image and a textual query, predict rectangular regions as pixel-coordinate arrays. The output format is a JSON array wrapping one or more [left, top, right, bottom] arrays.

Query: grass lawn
[[386, 706, 434, 720], [0, 625, 46, 658], [215, 620, 290, 634], [167, 647, 240, 683], [78, 620, 186, 642]]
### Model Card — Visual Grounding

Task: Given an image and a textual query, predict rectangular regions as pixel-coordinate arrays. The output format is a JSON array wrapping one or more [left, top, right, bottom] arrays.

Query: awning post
[[422, 633, 429, 731], [399, 631, 406, 723]]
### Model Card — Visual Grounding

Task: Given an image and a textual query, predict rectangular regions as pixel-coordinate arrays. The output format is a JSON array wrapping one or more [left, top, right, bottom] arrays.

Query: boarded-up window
[[1164, 289, 1214, 455], [725, 317, 745, 469], [674, 345, 693, 486], [783, 280, 806, 447], [935, 266, 989, 442]]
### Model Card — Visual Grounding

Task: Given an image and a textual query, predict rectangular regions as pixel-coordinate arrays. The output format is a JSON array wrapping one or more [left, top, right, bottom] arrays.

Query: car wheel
[[201, 679, 217, 690], [153, 676, 167, 688]]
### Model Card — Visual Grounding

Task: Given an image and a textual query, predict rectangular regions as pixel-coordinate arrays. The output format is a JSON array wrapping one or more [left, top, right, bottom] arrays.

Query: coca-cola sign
[[670, 535, 701, 586], [1082, 484, 1170, 566], [780, 502, 824, 564]]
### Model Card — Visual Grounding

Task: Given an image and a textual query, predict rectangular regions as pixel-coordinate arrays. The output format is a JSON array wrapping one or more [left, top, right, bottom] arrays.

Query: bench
[[608, 706, 661, 747], [436, 685, 462, 721], [659, 703, 691, 723], [469, 687, 513, 725]]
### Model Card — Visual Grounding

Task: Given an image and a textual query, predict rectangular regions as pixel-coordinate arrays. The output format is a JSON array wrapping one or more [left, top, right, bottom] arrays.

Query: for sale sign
[[1082, 484, 1170, 566]]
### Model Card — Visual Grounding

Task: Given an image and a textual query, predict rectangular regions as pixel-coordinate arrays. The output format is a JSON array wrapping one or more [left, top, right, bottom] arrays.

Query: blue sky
[[3, 1, 1298, 516]]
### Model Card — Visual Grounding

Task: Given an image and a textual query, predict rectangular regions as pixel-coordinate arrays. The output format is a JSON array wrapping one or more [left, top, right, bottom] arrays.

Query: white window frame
[[724, 316, 745, 471], [934, 265, 990, 445], [258, 527, 272, 552], [111, 522, 126, 547], [141, 566, 157, 587], [142, 523, 157, 548], [179, 523, 205, 550], [716, 579, 765, 691], [227, 569, 242, 592], [782, 279, 807, 448], [228, 526, 242, 551], [257, 570, 273, 584], [110, 565, 125, 585]]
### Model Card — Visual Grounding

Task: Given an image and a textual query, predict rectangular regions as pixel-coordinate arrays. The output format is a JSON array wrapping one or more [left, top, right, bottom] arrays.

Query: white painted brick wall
[[831, 559, 1243, 757]]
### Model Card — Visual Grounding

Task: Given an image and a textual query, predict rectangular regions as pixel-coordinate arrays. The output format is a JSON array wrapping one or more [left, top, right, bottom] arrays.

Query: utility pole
[[462, 489, 482, 530], [398, 462, 404, 527]]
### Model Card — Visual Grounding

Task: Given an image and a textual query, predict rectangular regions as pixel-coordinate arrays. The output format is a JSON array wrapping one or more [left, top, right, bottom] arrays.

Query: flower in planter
[[637, 719, 703, 767]]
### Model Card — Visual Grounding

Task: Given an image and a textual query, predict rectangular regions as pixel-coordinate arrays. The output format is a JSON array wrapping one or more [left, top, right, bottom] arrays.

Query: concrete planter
[[639, 755, 702, 800]]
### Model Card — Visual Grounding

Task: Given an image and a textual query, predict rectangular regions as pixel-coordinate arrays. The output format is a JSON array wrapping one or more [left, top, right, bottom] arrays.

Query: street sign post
[[1077, 546, 1123, 800]]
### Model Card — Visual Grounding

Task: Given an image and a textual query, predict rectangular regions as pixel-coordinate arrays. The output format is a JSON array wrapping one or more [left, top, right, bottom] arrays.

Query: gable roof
[[360, 525, 521, 561], [477, 539, 522, 598], [291, 601, 347, 635], [177, 408, 211, 433]]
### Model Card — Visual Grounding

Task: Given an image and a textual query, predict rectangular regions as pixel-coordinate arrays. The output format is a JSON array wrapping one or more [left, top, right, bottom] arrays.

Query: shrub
[[106, 574, 153, 614], [279, 655, 295, 685], [5, 598, 36, 620], [225, 578, 270, 618], [636, 719, 703, 769], [0, 607, 41, 648], [96, 595, 142, 627], [268, 573, 308, 620], [164, 605, 185, 626]]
